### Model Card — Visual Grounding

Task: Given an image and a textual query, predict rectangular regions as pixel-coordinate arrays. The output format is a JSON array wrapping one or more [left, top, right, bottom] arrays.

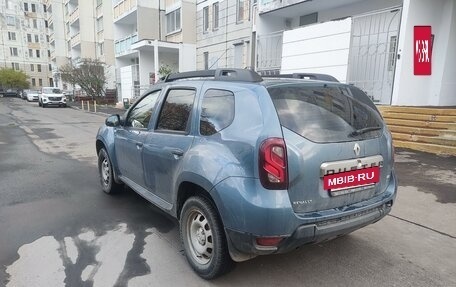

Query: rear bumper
[[222, 172, 397, 261]]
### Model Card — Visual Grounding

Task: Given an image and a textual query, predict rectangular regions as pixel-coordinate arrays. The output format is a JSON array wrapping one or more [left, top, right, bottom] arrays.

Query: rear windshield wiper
[[349, 126, 382, 137]]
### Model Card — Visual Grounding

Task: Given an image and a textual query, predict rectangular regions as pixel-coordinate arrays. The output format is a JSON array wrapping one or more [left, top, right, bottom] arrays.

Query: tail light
[[259, 138, 288, 189]]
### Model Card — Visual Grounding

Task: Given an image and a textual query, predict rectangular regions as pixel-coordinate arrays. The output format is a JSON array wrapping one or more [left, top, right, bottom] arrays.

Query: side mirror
[[105, 114, 121, 127]]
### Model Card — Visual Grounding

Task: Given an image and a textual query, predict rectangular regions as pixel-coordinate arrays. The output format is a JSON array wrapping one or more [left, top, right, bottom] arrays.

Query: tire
[[38, 101, 42, 107], [98, 148, 122, 194], [180, 196, 234, 279], [42, 103, 46, 108]]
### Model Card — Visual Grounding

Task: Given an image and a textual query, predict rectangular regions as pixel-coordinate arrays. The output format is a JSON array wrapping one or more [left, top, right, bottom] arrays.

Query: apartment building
[[196, 0, 253, 70], [45, 0, 116, 90], [113, 0, 196, 100], [0, 0, 53, 88]]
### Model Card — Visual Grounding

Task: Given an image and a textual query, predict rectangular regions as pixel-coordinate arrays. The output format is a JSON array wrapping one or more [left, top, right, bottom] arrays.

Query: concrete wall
[[179, 43, 197, 71], [139, 51, 155, 86], [392, 0, 456, 106], [281, 18, 351, 82], [138, 7, 160, 40]]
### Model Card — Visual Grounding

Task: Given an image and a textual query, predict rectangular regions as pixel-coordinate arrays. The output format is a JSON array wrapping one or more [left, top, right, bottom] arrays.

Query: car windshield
[[267, 83, 383, 143], [42, 88, 62, 94]]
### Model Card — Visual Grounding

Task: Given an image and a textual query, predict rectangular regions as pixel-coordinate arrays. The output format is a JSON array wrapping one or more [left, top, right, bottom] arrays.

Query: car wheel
[[180, 196, 234, 279], [38, 101, 42, 107], [98, 148, 122, 194], [42, 103, 46, 108]]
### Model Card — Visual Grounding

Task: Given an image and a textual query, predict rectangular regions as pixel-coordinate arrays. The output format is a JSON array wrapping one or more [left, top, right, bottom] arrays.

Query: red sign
[[323, 167, 380, 191], [414, 26, 432, 75]]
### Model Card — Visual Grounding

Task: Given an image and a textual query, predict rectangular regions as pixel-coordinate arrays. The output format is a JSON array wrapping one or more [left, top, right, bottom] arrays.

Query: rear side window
[[267, 84, 383, 143], [157, 89, 196, 132], [200, 89, 235, 136]]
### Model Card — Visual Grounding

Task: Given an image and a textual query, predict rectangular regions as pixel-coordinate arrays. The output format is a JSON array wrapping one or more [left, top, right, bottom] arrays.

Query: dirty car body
[[95, 69, 397, 279]]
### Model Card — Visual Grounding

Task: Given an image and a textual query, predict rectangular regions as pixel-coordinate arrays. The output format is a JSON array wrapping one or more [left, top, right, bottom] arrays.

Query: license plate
[[323, 166, 380, 192]]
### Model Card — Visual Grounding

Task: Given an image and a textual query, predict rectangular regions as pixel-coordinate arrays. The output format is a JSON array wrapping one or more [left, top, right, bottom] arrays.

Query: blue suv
[[96, 69, 397, 279]]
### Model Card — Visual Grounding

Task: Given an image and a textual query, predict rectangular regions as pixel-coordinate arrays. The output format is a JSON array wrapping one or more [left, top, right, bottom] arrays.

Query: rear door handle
[[136, 143, 143, 149], [170, 148, 184, 157]]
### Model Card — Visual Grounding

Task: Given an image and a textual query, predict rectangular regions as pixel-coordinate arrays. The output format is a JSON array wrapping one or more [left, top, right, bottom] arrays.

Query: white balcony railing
[[113, 0, 137, 20], [71, 33, 81, 47]]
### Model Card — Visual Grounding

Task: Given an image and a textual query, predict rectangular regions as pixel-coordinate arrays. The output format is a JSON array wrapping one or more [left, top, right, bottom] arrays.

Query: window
[[43, 4, 47, 12], [299, 12, 318, 26], [157, 89, 196, 132], [47, 50, 51, 57], [38, 79, 43, 86], [98, 42, 104, 55], [37, 64, 42, 72], [45, 20, 48, 28], [236, 0, 245, 22], [166, 8, 181, 34], [267, 84, 383, 143], [96, 17, 103, 32], [30, 64, 34, 71], [49, 78, 54, 87], [36, 50, 40, 58], [24, 3, 29, 11], [203, 52, 209, 70], [203, 6, 209, 33], [11, 63, 19, 70], [6, 16, 15, 26], [27, 34, 32, 42], [8, 32, 16, 41], [200, 89, 235, 136], [31, 3, 36, 12], [213, 2, 219, 30], [32, 78, 36, 86], [46, 35, 49, 42], [48, 64, 52, 71], [35, 34, 39, 43], [33, 19, 37, 28], [126, 90, 161, 129], [10, 47, 18, 56], [29, 49, 33, 57]]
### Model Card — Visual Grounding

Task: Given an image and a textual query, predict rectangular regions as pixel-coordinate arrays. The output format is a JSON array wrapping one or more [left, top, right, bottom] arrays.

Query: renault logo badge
[[354, 143, 361, 156]]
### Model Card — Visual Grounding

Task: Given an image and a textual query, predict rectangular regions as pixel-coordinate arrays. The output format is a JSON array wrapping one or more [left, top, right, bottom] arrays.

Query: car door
[[114, 90, 161, 187], [142, 85, 198, 203]]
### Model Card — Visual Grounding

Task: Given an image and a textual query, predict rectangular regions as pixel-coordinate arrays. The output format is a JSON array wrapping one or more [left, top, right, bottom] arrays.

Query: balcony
[[256, 31, 283, 73], [96, 3, 103, 18], [50, 49, 56, 61], [71, 33, 81, 48], [69, 7, 79, 26], [49, 32, 55, 45], [113, 0, 137, 22], [115, 33, 138, 56]]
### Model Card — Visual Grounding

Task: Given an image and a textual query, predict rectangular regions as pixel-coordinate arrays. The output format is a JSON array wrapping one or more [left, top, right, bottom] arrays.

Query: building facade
[[196, 0, 253, 70], [113, 0, 197, 100], [0, 0, 53, 88]]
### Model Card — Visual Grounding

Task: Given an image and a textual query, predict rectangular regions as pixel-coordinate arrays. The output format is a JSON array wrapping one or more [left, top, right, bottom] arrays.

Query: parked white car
[[25, 90, 40, 102], [38, 87, 66, 108]]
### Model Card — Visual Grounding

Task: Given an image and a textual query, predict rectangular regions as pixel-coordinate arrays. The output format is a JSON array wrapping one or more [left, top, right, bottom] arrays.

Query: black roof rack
[[164, 68, 263, 82], [262, 73, 339, 82]]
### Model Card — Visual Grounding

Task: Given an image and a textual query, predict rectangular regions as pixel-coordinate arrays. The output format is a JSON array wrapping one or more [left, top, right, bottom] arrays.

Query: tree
[[59, 58, 106, 99], [158, 64, 173, 79], [0, 68, 29, 89]]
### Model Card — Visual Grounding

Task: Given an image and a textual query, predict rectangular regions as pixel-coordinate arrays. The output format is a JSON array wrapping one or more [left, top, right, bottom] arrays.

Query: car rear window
[[267, 83, 383, 143]]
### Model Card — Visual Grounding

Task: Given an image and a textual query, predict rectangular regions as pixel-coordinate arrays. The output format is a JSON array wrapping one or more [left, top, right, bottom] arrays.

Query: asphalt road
[[1, 97, 455, 287]]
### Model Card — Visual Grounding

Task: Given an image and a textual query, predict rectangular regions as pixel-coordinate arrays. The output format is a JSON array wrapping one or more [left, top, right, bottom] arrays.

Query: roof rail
[[262, 73, 339, 82], [163, 68, 263, 83]]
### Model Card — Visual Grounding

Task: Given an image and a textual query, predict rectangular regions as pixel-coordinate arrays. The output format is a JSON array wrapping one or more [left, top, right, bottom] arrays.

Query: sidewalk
[[392, 148, 456, 238], [67, 101, 125, 116]]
